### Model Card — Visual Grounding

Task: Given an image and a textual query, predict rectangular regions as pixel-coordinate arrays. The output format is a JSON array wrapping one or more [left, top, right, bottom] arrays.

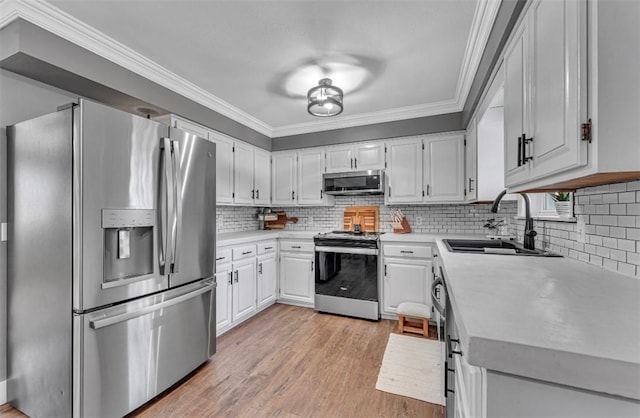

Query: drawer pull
[[447, 335, 462, 357], [291, 245, 301, 249], [264, 246, 273, 250], [241, 251, 253, 255], [400, 250, 414, 254], [216, 256, 225, 261]]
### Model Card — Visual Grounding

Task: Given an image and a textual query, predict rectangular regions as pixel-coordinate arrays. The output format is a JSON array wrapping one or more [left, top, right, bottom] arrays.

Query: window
[[517, 193, 574, 219]]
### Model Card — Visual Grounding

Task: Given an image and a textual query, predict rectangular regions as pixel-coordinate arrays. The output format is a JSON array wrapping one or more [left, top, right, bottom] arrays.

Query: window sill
[[514, 216, 577, 223]]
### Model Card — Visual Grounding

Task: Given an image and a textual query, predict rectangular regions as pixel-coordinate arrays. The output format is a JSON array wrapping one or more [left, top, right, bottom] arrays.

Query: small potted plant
[[551, 192, 572, 217]]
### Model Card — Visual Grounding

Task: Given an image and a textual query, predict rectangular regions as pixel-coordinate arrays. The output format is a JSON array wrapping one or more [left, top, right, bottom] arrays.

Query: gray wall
[[272, 112, 462, 151], [0, 20, 271, 151], [0, 70, 78, 382]]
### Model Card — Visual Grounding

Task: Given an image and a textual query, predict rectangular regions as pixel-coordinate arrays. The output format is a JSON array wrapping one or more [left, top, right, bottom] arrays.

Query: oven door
[[314, 246, 379, 320]]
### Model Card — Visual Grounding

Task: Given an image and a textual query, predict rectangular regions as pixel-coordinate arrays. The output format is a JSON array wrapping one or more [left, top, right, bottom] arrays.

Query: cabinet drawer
[[216, 248, 232, 265], [384, 244, 432, 258], [257, 240, 277, 254], [232, 245, 257, 260], [280, 240, 314, 253]]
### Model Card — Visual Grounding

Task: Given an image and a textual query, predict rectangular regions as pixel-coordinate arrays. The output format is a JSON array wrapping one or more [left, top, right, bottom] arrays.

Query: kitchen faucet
[[491, 189, 537, 250]]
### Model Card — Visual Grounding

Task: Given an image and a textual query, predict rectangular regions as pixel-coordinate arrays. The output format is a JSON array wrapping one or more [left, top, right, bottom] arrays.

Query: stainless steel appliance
[[314, 231, 380, 320], [7, 99, 217, 418], [323, 169, 384, 195]]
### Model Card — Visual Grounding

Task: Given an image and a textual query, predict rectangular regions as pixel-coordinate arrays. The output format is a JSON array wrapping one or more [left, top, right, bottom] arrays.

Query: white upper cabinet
[[465, 119, 478, 202], [386, 138, 423, 203], [271, 152, 297, 206], [297, 148, 325, 205], [272, 148, 333, 207], [424, 134, 465, 202], [354, 142, 385, 171], [209, 132, 234, 204], [326, 142, 384, 173], [233, 142, 255, 205], [253, 148, 271, 205], [504, 0, 588, 188], [325, 145, 354, 173]]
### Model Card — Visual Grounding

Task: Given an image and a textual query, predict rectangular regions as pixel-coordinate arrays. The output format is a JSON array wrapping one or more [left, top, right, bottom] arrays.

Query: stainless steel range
[[314, 231, 381, 320]]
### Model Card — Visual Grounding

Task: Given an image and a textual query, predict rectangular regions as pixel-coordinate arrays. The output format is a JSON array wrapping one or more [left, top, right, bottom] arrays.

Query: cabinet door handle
[[292, 190, 295, 200], [388, 186, 391, 197], [384, 264, 387, 277], [234, 270, 239, 283], [523, 134, 533, 163], [256, 189, 259, 200], [320, 189, 323, 199], [468, 178, 474, 192], [426, 184, 430, 196], [350, 158, 353, 169], [354, 158, 357, 169], [252, 189, 255, 199], [258, 262, 263, 274], [228, 271, 233, 285], [517, 135, 523, 167], [311, 261, 314, 271]]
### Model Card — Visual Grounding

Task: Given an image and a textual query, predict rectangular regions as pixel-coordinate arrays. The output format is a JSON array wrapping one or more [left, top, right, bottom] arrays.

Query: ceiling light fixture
[[307, 78, 343, 117]]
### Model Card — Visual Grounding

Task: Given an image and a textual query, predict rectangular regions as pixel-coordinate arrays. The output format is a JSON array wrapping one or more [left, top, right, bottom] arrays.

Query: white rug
[[375, 333, 445, 406]]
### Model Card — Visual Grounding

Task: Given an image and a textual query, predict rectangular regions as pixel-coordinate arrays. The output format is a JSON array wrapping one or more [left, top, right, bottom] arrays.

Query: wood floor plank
[[1, 304, 444, 418]]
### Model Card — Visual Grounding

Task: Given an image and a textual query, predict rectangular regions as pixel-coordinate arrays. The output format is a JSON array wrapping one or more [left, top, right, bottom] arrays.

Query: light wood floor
[[1, 304, 444, 417]]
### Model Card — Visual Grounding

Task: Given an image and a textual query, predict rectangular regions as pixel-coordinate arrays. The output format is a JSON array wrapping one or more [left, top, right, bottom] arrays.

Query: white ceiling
[[21, 1, 495, 136]]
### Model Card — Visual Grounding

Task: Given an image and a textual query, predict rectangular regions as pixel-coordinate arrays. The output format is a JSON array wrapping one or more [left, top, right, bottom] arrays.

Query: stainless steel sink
[[442, 239, 562, 257]]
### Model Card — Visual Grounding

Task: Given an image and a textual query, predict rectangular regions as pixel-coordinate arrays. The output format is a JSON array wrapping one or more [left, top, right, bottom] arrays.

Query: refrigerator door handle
[[160, 137, 175, 274], [172, 140, 184, 274], [89, 280, 214, 330]]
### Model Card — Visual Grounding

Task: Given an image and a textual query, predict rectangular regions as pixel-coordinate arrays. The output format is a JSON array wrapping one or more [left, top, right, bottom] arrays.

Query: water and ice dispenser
[[102, 209, 155, 288]]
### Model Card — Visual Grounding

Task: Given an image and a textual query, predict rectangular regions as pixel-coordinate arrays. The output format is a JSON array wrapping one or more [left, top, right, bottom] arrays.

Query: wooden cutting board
[[343, 206, 379, 232]]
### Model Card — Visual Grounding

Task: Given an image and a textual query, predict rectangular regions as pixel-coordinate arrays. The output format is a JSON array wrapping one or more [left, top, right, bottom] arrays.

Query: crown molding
[[271, 99, 460, 137], [0, 0, 273, 137], [0, 0, 500, 139], [454, 0, 502, 108]]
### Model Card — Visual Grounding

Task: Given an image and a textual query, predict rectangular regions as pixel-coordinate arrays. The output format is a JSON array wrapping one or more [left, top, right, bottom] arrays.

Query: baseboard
[[0, 379, 7, 405]]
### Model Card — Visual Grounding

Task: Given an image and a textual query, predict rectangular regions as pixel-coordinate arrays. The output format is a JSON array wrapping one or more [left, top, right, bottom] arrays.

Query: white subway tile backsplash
[[515, 180, 640, 279]]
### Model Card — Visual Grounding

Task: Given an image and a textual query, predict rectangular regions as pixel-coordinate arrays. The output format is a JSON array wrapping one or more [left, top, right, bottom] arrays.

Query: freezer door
[[75, 280, 216, 418], [77, 100, 169, 310], [168, 127, 216, 287]]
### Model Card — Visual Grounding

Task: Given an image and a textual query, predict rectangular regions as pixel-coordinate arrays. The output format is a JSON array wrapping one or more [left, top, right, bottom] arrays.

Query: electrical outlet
[[416, 216, 423, 226], [576, 217, 586, 243]]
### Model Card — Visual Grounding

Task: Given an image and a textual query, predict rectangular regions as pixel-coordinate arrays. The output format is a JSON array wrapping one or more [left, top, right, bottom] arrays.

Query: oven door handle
[[315, 246, 379, 256]]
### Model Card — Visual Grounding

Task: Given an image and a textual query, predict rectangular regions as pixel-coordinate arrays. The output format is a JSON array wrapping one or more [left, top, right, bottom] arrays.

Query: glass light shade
[[307, 78, 343, 117]]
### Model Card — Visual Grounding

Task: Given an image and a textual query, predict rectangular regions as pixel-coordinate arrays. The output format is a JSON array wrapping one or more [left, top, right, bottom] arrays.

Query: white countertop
[[435, 238, 640, 400], [217, 230, 324, 247]]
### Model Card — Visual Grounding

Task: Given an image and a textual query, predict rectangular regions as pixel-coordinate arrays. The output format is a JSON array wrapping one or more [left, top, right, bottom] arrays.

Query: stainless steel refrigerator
[[7, 99, 216, 417]]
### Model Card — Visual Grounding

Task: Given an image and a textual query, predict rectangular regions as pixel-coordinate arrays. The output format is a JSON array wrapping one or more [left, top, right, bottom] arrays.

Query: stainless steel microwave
[[323, 169, 384, 195]]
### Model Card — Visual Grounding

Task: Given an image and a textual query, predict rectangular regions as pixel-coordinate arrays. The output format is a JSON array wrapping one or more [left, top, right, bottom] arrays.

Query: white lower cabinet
[[381, 242, 434, 318], [278, 240, 314, 306], [257, 252, 277, 310], [232, 258, 257, 323], [214, 262, 233, 334]]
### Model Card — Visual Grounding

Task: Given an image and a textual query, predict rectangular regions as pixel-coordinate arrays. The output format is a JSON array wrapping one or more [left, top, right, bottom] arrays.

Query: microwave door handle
[[160, 137, 175, 275], [172, 140, 183, 274]]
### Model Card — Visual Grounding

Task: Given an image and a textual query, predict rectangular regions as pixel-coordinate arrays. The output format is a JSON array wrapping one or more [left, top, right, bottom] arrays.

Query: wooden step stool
[[397, 302, 431, 338]]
